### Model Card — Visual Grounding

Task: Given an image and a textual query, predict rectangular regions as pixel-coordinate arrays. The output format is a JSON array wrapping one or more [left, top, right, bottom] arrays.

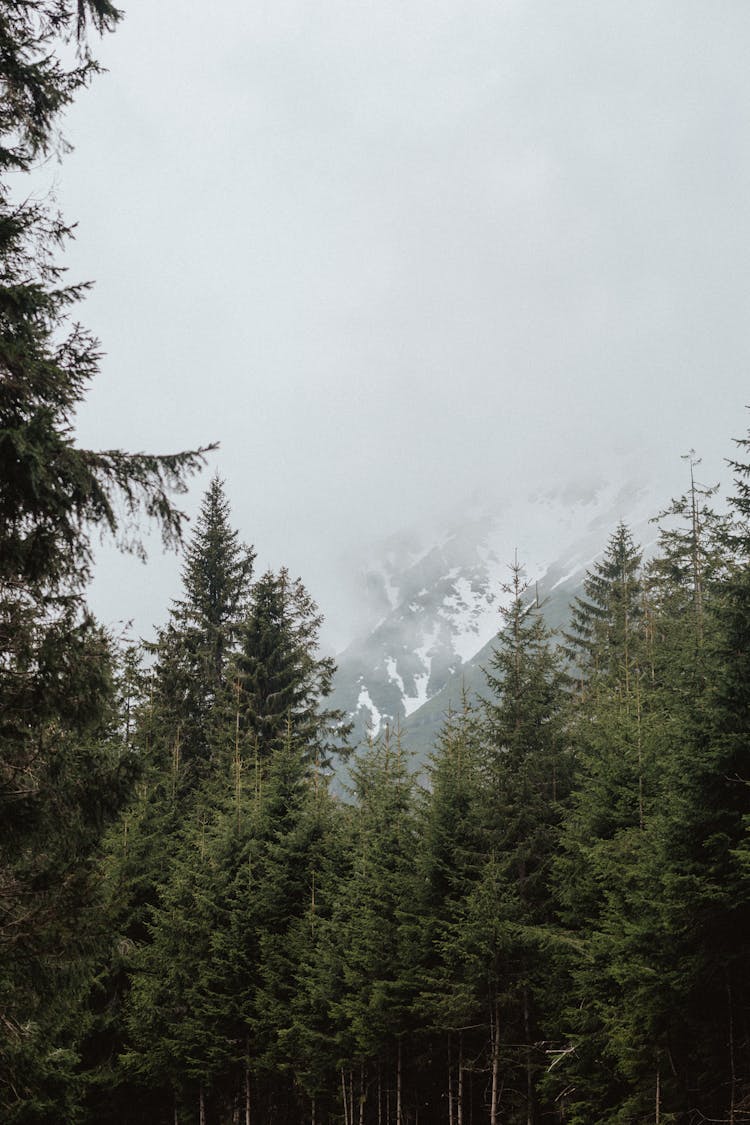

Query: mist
[[51, 1, 750, 650]]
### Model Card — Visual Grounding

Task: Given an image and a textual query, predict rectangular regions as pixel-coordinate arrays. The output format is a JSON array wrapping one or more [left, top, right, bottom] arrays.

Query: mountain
[[330, 477, 663, 763]]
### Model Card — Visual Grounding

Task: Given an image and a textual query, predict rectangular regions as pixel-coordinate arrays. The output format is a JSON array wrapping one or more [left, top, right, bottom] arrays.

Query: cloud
[[48, 0, 750, 648]]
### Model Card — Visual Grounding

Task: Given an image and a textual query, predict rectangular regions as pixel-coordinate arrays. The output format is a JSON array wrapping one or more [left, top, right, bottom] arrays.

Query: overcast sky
[[46, 0, 750, 650]]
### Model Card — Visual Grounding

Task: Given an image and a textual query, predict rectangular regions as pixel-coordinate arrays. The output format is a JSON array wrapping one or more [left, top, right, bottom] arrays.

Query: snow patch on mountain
[[356, 682, 382, 736], [384, 656, 404, 695], [405, 672, 430, 717], [331, 475, 669, 750]]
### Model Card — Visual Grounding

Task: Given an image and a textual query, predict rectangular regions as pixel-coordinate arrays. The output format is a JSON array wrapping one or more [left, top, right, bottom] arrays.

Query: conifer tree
[[563, 521, 643, 696], [235, 569, 348, 771], [0, 7, 211, 1116], [414, 698, 485, 1122], [121, 814, 234, 1125], [641, 432, 750, 1121], [646, 451, 733, 686], [284, 788, 351, 1122], [331, 727, 419, 1124], [149, 475, 255, 787], [551, 486, 744, 1122], [552, 527, 656, 1122], [470, 561, 569, 1124]]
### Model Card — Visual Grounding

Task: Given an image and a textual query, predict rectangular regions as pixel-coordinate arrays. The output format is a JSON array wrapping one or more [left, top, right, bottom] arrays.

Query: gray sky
[[48, 0, 750, 650]]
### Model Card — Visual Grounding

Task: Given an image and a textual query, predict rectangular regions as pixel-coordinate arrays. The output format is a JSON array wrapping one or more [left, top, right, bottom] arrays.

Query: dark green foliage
[[3, 5, 749, 1118], [563, 521, 643, 695], [235, 568, 349, 769], [329, 727, 420, 1119], [415, 698, 483, 1032], [77, 468, 750, 1123], [0, 2, 120, 177], [0, 6, 213, 1118], [470, 562, 570, 1123], [148, 476, 255, 787]]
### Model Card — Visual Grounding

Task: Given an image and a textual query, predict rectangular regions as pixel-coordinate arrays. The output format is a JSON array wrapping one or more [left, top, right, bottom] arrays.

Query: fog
[[48, 1, 750, 650]]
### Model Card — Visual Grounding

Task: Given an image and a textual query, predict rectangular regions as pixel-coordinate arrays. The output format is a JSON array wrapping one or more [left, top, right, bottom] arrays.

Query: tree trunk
[[359, 1062, 366, 1125], [199, 1085, 206, 1125], [378, 1062, 383, 1125], [490, 1001, 500, 1125], [448, 1036, 455, 1125], [245, 1058, 251, 1125], [728, 974, 737, 1125], [397, 1038, 403, 1125], [523, 984, 534, 1125], [349, 1068, 354, 1125], [342, 1068, 350, 1125], [457, 1031, 464, 1125]]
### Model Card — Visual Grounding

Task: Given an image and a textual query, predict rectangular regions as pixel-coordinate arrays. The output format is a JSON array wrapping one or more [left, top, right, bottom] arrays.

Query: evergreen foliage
[[235, 568, 349, 770], [0, 7, 211, 1118], [3, 17, 750, 1120], [563, 521, 643, 695], [149, 475, 255, 787]]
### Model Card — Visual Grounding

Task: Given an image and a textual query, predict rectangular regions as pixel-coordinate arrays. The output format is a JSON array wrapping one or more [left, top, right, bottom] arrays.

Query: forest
[[1, 5, 749, 1124]]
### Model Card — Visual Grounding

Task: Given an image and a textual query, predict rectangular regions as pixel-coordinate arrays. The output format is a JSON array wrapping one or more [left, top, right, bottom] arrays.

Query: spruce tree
[[0, 7, 211, 1116], [478, 561, 570, 1124], [563, 521, 643, 696], [149, 475, 255, 788], [331, 727, 419, 1124], [413, 698, 485, 1122], [552, 527, 654, 1122], [235, 569, 348, 771], [643, 432, 750, 1121]]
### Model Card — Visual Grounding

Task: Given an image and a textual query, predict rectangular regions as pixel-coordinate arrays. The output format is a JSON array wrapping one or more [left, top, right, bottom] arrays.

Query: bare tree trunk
[[448, 1036, 455, 1125], [378, 1062, 383, 1125], [360, 1062, 366, 1125], [349, 1068, 354, 1125], [655, 1064, 660, 1124], [245, 1058, 251, 1125], [523, 985, 533, 1125], [457, 1032, 464, 1125], [311, 1093, 316, 1125], [342, 1068, 350, 1125], [199, 1085, 206, 1125], [397, 1039, 403, 1125], [490, 1001, 500, 1125], [728, 975, 737, 1125]]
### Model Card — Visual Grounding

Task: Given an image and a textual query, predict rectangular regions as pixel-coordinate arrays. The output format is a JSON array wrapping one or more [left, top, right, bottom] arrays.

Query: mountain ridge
[[329, 476, 664, 762]]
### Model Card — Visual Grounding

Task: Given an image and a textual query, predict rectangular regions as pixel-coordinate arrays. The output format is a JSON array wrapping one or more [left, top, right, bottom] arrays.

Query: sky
[[43, 0, 750, 651]]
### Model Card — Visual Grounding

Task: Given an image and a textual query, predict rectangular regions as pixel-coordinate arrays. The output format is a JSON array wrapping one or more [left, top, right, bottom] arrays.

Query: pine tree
[[121, 815, 234, 1125], [476, 561, 570, 1124], [149, 475, 255, 788], [563, 522, 643, 697], [331, 727, 419, 1124], [552, 527, 655, 1122], [0, 8, 211, 1114], [642, 431, 750, 1121], [646, 451, 733, 685], [414, 697, 485, 1122], [235, 569, 348, 771]]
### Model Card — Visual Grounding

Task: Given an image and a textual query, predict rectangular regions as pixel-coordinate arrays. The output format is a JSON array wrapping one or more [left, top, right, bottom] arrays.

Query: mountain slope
[[330, 477, 663, 764]]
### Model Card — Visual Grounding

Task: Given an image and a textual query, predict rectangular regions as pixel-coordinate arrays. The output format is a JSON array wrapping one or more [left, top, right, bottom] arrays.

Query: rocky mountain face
[[329, 477, 663, 763]]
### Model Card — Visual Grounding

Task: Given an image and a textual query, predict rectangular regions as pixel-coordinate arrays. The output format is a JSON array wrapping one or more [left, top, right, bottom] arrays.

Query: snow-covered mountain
[[330, 476, 664, 760]]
